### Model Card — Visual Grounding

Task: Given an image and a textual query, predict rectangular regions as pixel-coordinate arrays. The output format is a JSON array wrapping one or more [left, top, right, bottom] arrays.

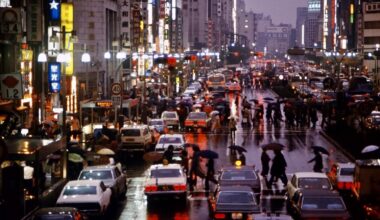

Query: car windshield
[[150, 168, 181, 178], [158, 137, 183, 144], [121, 129, 140, 136], [188, 112, 207, 120], [298, 178, 331, 189], [163, 112, 177, 118], [221, 170, 258, 180], [302, 197, 345, 210], [34, 214, 75, 220], [149, 121, 164, 126], [340, 167, 354, 176], [218, 192, 255, 204], [79, 170, 113, 180], [63, 185, 97, 195]]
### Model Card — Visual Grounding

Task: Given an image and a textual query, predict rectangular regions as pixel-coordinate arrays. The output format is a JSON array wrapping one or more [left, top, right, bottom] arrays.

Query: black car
[[31, 207, 87, 220], [208, 186, 260, 220]]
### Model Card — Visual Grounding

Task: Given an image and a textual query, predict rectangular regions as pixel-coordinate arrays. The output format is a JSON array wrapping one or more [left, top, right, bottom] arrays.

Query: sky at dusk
[[244, 0, 307, 27]]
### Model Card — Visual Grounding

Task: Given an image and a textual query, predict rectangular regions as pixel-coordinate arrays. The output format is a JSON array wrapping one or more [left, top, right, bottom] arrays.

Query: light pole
[[37, 51, 47, 123], [81, 44, 91, 98]]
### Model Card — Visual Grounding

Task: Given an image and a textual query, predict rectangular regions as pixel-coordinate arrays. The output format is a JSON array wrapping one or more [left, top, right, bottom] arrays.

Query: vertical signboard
[[48, 62, 61, 93], [27, 0, 42, 42], [49, 0, 60, 21], [61, 3, 74, 76]]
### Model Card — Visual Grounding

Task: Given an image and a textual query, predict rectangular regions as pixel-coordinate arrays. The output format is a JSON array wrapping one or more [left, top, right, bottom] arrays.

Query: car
[[184, 111, 211, 131], [183, 86, 200, 96], [161, 111, 180, 130], [119, 124, 153, 152], [364, 110, 380, 131], [226, 81, 241, 92], [31, 207, 87, 220], [286, 172, 333, 201], [190, 81, 203, 91], [82, 123, 117, 143], [327, 162, 355, 192], [286, 189, 350, 220], [154, 134, 185, 159], [208, 185, 260, 220], [56, 180, 112, 215], [148, 118, 166, 134], [217, 165, 261, 198], [78, 165, 127, 200], [144, 163, 187, 203]]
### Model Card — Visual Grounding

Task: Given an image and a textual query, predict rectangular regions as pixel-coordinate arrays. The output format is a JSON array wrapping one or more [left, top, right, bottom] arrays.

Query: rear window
[[163, 112, 177, 119], [158, 137, 183, 144], [188, 112, 207, 120], [218, 192, 255, 204], [302, 197, 345, 210], [149, 121, 164, 126], [122, 129, 141, 136], [79, 170, 113, 180], [63, 185, 97, 195], [339, 167, 354, 176], [150, 168, 182, 178], [298, 178, 331, 189], [221, 170, 257, 180]]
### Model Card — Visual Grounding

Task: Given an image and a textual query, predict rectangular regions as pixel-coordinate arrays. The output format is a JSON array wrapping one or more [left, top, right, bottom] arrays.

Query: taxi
[[144, 163, 187, 204], [226, 81, 241, 92], [327, 162, 355, 192], [184, 111, 211, 131]]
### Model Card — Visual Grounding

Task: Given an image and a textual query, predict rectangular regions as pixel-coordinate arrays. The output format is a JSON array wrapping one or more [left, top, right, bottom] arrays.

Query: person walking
[[238, 151, 246, 166], [205, 158, 217, 191], [70, 116, 81, 140], [189, 147, 201, 191], [261, 149, 270, 177], [163, 145, 174, 163], [228, 116, 237, 143], [268, 150, 288, 187], [308, 149, 323, 172]]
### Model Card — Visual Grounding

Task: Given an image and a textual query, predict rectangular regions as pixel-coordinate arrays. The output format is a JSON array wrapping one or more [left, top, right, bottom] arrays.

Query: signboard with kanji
[[48, 62, 61, 93]]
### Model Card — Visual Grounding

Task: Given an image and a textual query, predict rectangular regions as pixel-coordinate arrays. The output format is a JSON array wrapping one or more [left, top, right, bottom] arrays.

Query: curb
[[319, 130, 356, 162]]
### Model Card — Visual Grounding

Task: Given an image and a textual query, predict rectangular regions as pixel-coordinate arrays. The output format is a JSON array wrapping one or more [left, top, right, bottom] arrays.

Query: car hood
[[57, 195, 100, 204], [216, 203, 260, 213], [219, 179, 261, 191], [146, 177, 186, 186]]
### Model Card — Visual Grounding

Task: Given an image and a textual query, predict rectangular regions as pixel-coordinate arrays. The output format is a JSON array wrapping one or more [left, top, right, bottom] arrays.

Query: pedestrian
[[261, 149, 270, 177], [181, 149, 189, 175], [228, 116, 237, 143], [309, 107, 318, 128], [189, 147, 201, 191], [308, 149, 323, 172], [163, 145, 174, 163], [239, 151, 246, 166], [70, 115, 81, 140], [211, 113, 221, 133], [268, 150, 288, 187], [205, 158, 217, 191]]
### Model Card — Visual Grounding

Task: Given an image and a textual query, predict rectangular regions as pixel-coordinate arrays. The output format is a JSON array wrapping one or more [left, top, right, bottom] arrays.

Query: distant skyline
[[244, 0, 307, 27]]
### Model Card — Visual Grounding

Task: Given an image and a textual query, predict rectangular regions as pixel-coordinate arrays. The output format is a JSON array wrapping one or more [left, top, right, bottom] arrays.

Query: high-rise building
[[182, 0, 208, 49], [305, 0, 322, 48], [296, 7, 307, 47]]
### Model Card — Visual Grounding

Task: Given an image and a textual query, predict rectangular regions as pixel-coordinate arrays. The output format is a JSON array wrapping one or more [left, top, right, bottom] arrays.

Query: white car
[[286, 172, 333, 201], [155, 134, 185, 161], [144, 163, 187, 203], [327, 162, 355, 191], [183, 86, 200, 96], [120, 124, 153, 152], [161, 111, 180, 130], [56, 180, 112, 215]]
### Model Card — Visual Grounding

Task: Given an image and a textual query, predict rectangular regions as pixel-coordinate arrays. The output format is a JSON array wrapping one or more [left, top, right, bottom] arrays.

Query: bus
[[207, 73, 226, 89]]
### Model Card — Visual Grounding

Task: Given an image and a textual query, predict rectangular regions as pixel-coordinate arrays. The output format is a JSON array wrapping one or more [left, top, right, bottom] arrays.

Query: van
[[120, 124, 153, 152]]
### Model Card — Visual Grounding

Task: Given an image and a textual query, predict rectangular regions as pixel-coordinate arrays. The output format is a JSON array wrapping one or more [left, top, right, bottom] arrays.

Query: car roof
[[298, 189, 340, 196], [293, 172, 328, 178], [66, 180, 102, 186], [221, 166, 256, 171], [81, 165, 116, 171], [334, 162, 355, 169], [219, 185, 253, 192], [159, 134, 184, 138], [149, 163, 182, 170], [121, 124, 148, 129]]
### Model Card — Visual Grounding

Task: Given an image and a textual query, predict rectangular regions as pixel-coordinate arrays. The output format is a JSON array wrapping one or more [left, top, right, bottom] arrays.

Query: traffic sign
[[111, 83, 122, 95], [111, 96, 121, 106], [0, 73, 23, 99]]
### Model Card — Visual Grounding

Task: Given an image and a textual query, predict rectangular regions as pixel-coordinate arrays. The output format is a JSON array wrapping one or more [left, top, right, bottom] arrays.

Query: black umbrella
[[263, 97, 274, 101], [262, 143, 286, 151], [228, 145, 247, 153], [311, 146, 330, 155], [199, 150, 219, 159]]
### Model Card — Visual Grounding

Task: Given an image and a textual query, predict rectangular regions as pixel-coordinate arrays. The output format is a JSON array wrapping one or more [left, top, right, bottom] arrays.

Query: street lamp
[[37, 51, 47, 123], [80, 44, 91, 98]]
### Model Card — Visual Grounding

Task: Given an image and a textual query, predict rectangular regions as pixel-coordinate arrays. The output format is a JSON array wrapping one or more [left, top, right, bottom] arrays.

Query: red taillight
[[337, 182, 353, 190], [185, 121, 192, 126], [198, 120, 206, 126], [145, 185, 158, 192], [345, 182, 352, 190], [214, 213, 225, 219], [174, 184, 186, 191], [337, 182, 345, 189]]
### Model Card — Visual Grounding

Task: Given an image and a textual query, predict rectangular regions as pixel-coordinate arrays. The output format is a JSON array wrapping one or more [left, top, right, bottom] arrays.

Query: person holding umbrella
[[205, 158, 218, 191], [268, 150, 288, 187], [308, 149, 323, 172], [228, 116, 237, 143], [261, 149, 270, 177], [163, 145, 174, 163], [238, 151, 246, 166]]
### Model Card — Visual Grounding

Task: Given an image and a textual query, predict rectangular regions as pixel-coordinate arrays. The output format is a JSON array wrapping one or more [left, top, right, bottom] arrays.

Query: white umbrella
[[97, 148, 115, 155], [361, 145, 380, 154]]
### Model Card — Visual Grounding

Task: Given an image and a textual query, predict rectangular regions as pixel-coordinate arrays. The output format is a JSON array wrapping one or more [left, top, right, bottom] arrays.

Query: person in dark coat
[[163, 145, 174, 163], [239, 151, 246, 166], [261, 149, 270, 177], [268, 150, 288, 187], [189, 147, 201, 191], [308, 150, 323, 172], [205, 158, 217, 191]]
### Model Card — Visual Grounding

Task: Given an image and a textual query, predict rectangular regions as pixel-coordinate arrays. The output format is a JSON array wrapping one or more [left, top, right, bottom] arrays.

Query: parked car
[[144, 163, 187, 204], [56, 180, 112, 215], [208, 185, 260, 220], [286, 172, 333, 201], [161, 111, 180, 130], [31, 207, 87, 220], [119, 124, 153, 152], [184, 111, 211, 131], [78, 165, 127, 200], [327, 162, 355, 192], [286, 189, 350, 219]]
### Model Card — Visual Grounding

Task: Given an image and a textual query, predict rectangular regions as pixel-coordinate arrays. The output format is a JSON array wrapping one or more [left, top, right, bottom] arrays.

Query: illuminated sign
[[308, 0, 321, 12], [61, 3, 74, 76], [95, 101, 113, 108], [48, 26, 60, 56], [49, 0, 60, 21], [21, 49, 33, 61], [48, 62, 61, 93], [27, 0, 42, 41]]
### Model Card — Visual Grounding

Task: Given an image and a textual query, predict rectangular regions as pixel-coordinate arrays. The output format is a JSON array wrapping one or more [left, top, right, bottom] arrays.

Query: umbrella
[[228, 145, 247, 153], [311, 146, 330, 155], [143, 151, 163, 163], [198, 150, 219, 159], [97, 148, 115, 155], [263, 97, 274, 101], [361, 145, 380, 154], [262, 143, 286, 151], [68, 153, 84, 163]]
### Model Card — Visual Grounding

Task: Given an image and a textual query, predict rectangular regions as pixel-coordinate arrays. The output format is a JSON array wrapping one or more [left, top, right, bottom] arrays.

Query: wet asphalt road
[[105, 88, 351, 220]]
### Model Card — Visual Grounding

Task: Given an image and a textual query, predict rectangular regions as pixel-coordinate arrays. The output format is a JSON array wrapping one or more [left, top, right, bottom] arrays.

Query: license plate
[[160, 185, 172, 191], [231, 213, 243, 219]]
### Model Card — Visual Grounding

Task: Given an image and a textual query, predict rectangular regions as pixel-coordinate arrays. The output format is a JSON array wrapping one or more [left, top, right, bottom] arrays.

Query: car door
[[114, 167, 126, 195], [99, 181, 111, 210]]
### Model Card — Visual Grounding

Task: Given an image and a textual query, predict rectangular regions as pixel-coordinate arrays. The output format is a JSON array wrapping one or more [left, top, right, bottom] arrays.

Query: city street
[[105, 88, 351, 220]]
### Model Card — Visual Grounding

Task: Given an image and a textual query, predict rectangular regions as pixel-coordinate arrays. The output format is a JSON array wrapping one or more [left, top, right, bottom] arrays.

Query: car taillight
[[174, 184, 186, 191], [337, 182, 344, 190], [214, 213, 225, 219], [145, 185, 157, 192], [345, 182, 352, 190], [337, 182, 353, 190]]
